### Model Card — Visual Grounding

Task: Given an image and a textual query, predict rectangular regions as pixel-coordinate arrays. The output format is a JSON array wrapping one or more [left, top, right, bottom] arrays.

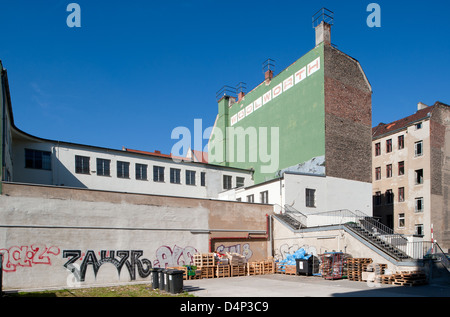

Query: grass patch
[[4, 284, 194, 298]]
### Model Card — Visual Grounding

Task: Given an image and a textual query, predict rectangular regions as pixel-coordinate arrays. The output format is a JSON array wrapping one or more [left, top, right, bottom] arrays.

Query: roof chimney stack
[[313, 8, 334, 46], [417, 102, 428, 111], [263, 58, 275, 85]]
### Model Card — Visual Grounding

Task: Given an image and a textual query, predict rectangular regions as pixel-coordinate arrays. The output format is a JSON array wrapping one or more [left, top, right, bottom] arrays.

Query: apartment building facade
[[372, 101, 450, 250]]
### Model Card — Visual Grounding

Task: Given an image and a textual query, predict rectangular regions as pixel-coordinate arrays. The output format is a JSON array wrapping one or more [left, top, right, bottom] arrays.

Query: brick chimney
[[315, 21, 331, 46], [237, 91, 245, 102], [265, 69, 273, 84]]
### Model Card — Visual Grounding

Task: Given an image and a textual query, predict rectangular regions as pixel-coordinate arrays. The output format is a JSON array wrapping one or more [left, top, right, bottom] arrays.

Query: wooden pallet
[[285, 265, 296, 275], [231, 265, 246, 277], [247, 262, 261, 276], [200, 266, 216, 279], [216, 265, 231, 278], [193, 253, 216, 267], [392, 271, 427, 286], [262, 261, 275, 274]]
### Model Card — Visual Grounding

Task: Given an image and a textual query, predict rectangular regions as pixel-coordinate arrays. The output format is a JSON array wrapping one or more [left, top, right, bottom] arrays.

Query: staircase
[[344, 221, 410, 261]]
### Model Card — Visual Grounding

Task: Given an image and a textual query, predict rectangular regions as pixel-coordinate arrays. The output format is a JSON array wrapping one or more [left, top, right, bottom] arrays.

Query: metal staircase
[[344, 220, 410, 261]]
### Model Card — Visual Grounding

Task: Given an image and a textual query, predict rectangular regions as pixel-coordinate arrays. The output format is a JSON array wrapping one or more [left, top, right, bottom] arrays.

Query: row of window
[[375, 162, 424, 184], [76, 155, 208, 186], [374, 136, 423, 157], [25, 150, 250, 190], [237, 188, 316, 208], [374, 189, 424, 212]]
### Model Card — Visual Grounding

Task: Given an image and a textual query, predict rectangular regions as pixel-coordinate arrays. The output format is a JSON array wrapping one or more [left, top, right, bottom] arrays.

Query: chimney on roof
[[313, 8, 333, 46], [265, 70, 273, 84], [263, 58, 275, 85], [417, 102, 428, 111]]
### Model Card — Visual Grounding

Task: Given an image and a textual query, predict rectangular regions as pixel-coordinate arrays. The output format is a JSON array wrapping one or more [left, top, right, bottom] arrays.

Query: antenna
[[312, 8, 334, 28]]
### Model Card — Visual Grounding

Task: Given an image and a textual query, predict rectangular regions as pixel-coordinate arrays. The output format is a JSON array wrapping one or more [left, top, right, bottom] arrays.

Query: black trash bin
[[167, 269, 184, 294], [164, 269, 173, 293], [296, 257, 313, 276], [151, 268, 161, 290], [158, 269, 166, 291]]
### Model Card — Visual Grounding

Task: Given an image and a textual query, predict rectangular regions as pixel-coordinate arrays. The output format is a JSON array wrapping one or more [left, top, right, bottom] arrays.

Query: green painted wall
[[209, 44, 326, 184]]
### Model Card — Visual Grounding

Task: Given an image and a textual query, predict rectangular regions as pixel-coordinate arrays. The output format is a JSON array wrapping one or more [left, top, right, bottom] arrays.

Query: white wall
[[11, 135, 253, 199]]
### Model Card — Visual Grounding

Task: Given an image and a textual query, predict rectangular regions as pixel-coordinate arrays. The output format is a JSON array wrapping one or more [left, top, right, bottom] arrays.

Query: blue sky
[[1, 0, 449, 155]]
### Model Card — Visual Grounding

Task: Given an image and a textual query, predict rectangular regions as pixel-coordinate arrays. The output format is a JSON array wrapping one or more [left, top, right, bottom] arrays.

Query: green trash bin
[[168, 269, 184, 294]]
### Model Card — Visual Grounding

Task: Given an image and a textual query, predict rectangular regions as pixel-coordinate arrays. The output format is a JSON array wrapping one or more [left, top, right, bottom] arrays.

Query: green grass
[[3, 284, 195, 297]]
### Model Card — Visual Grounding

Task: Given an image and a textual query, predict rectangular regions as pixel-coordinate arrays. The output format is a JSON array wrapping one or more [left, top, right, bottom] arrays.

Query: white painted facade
[[11, 128, 253, 199], [218, 172, 373, 226]]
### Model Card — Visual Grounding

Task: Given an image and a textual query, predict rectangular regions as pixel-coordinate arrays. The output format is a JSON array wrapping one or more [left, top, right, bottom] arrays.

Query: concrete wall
[[0, 182, 272, 291], [272, 217, 420, 274]]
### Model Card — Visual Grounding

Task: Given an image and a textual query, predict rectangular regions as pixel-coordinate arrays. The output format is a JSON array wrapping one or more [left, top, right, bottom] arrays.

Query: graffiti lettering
[[63, 250, 151, 282], [215, 243, 253, 260], [153, 245, 198, 268], [0, 244, 60, 272]]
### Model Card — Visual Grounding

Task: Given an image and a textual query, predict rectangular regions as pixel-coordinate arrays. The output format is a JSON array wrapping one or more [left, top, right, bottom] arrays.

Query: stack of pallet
[[392, 271, 427, 286], [193, 253, 216, 279], [347, 258, 372, 281], [225, 252, 247, 277], [247, 260, 275, 276]]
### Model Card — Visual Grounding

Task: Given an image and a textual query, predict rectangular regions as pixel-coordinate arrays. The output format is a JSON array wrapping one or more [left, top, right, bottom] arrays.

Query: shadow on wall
[[372, 192, 394, 229], [52, 154, 88, 189]]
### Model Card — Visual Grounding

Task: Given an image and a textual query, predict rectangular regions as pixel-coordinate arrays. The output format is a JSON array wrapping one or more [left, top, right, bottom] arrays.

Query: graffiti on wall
[[153, 245, 198, 268], [215, 243, 253, 260], [0, 244, 61, 272], [274, 243, 317, 261], [63, 250, 152, 282]]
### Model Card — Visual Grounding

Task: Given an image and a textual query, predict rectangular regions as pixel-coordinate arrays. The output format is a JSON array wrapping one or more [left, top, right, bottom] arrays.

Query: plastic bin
[[167, 269, 185, 294], [158, 269, 166, 291], [151, 268, 161, 290], [164, 269, 173, 293], [296, 258, 313, 276]]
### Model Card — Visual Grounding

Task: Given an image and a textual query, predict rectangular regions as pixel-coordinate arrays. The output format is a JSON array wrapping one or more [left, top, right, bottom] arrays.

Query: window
[[398, 187, 405, 202], [136, 164, 147, 180], [415, 197, 424, 212], [170, 168, 181, 184], [223, 175, 232, 190], [374, 191, 381, 206], [386, 139, 392, 153], [260, 191, 268, 204], [415, 224, 424, 236], [97, 158, 110, 176], [306, 188, 316, 207], [415, 122, 422, 130], [186, 170, 196, 185], [415, 169, 423, 184], [386, 164, 392, 178], [398, 213, 405, 228], [398, 135, 404, 150], [153, 166, 165, 182], [415, 141, 423, 157], [117, 161, 130, 178], [398, 161, 404, 176], [375, 142, 381, 156], [236, 177, 245, 188], [386, 189, 393, 205], [201, 172, 206, 187], [25, 149, 51, 170], [75, 155, 90, 174], [247, 194, 254, 203], [375, 167, 381, 180]]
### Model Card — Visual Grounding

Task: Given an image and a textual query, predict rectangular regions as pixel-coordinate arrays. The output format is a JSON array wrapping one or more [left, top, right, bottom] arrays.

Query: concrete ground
[[183, 273, 450, 297]]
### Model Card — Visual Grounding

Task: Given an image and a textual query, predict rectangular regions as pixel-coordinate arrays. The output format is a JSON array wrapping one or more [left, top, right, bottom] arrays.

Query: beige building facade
[[372, 101, 450, 251]]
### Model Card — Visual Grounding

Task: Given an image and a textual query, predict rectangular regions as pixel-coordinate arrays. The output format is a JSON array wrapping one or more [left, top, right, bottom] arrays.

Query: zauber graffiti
[[63, 250, 152, 282]]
